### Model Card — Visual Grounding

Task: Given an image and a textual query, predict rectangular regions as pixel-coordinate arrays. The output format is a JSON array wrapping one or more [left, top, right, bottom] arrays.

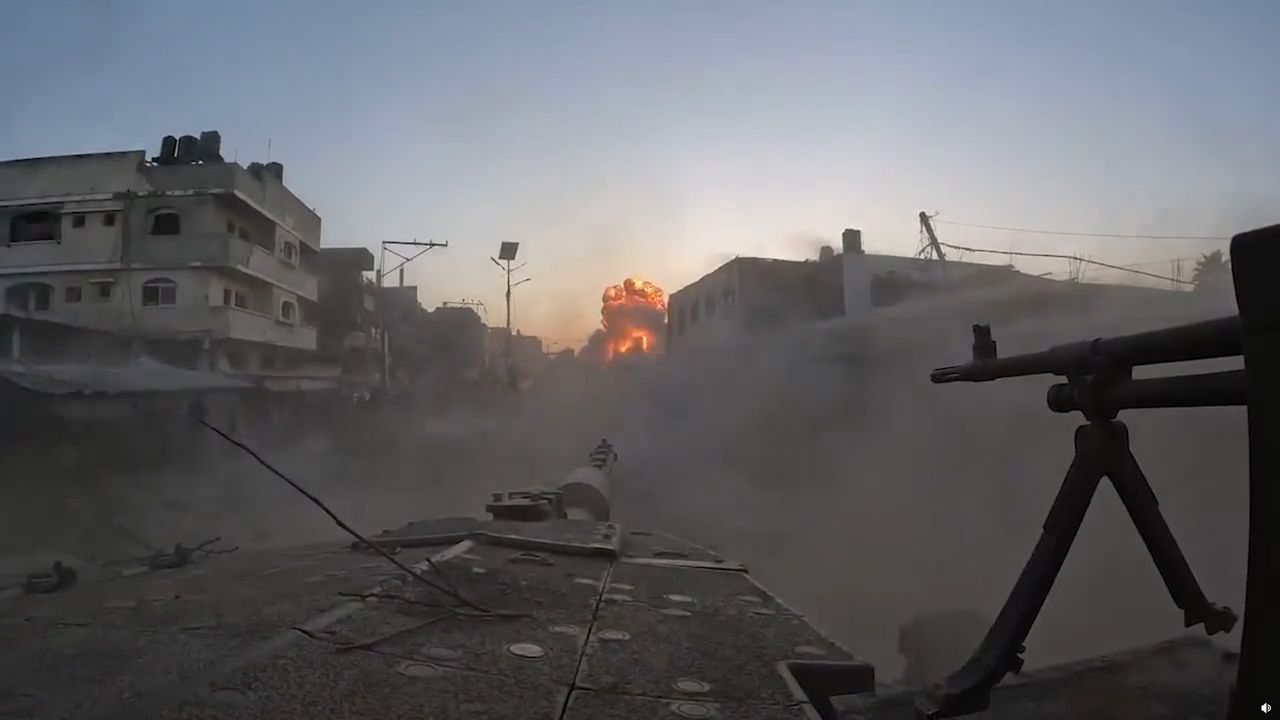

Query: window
[[282, 241, 297, 264], [706, 294, 717, 317], [65, 286, 82, 303], [4, 282, 53, 312], [149, 211, 181, 235], [71, 215, 86, 229], [103, 213, 116, 227], [95, 281, 113, 300], [222, 288, 232, 305], [238, 227, 251, 241], [870, 272, 911, 309], [690, 301, 700, 324], [141, 277, 177, 307], [279, 299, 297, 323], [233, 290, 248, 309], [9, 211, 59, 243], [226, 220, 236, 234]]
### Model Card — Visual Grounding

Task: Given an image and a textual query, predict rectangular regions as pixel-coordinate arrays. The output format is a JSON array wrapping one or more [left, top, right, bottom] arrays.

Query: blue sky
[[3, 1, 1277, 344]]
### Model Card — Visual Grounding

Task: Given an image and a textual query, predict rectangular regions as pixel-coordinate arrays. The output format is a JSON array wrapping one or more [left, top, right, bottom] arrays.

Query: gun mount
[[918, 225, 1280, 719]]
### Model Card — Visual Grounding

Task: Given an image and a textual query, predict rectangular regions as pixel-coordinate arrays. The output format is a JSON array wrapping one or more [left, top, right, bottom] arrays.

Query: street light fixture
[[491, 243, 531, 389]]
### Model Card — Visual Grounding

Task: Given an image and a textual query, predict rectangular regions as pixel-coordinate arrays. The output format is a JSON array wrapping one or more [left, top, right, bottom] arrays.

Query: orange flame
[[600, 277, 666, 361]]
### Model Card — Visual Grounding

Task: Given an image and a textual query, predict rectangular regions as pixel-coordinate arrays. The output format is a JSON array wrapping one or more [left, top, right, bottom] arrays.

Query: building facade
[[666, 253, 844, 350], [0, 135, 321, 373], [838, 228, 1028, 321], [316, 246, 381, 388], [666, 227, 1189, 352]]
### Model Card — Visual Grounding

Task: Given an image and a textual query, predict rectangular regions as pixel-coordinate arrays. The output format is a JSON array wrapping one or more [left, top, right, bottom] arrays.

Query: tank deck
[[0, 517, 1238, 719], [0, 518, 867, 720]]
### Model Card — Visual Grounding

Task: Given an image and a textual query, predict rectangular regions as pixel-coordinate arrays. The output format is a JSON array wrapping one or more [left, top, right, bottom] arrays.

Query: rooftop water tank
[[157, 135, 178, 164], [175, 135, 199, 163], [197, 130, 223, 162], [842, 228, 864, 255]]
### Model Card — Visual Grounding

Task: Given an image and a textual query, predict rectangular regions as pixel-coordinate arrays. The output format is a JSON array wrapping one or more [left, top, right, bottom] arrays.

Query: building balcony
[[211, 306, 316, 350], [133, 233, 318, 300], [144, 161, 322, 250]]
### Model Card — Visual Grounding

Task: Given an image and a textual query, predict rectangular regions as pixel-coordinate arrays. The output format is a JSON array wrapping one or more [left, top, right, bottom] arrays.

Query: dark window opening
[[222, 288, 232, 305], [65, 286, 82, 303], [9, 211, 59, 243], [226, 220, 236, 234], [150, 212, 181, 235], [870, 272, 912, 309], [280, 299, 297, 322], [71, 215, 86, 229], [690, 302, 700, 324], [238, 228, 251, 241], [233, 290, 248, 309], [142, 277, 177, 307], [706, 294, 717, 317], [95, 282, 113, 300], [4, 283, 53, 312], [283, 242, 297, 263], [103, 213, 117, 227]]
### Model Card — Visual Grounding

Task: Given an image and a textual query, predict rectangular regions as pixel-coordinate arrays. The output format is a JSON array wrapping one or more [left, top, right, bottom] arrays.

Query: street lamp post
[[491, 242, 529, 389]]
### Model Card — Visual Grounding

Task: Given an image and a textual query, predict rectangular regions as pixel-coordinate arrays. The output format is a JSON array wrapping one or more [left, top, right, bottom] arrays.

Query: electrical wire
[[936, 242, 1194, 285], [934, 219, 1229, 241], [194, 418, 510, 613]]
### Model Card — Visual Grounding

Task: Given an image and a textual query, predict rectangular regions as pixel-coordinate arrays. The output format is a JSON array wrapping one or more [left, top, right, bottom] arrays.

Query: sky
[[2, 1, 1278, 346]]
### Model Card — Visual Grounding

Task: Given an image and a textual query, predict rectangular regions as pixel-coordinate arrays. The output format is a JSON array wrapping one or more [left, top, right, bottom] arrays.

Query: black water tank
[[842, 228, 863, 255], [176, 135, 199, 163], [264, 162, 284, 183], [247, 162, 265, 177], [158, 135, 178, 164], [198, 131, 223, 162]]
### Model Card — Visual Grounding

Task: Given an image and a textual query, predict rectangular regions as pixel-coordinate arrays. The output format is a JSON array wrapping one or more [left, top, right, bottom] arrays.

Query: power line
[[938, 241, 1193, 286], [935, 219, 1228, 241]]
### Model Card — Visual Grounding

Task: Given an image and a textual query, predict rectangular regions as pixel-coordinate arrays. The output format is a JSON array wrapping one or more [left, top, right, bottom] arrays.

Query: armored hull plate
[[0, 519, 1238, 719]]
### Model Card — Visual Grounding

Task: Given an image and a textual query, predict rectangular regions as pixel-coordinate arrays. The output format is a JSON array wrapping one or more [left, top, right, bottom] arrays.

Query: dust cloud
[[0, 280, 1247, 684]]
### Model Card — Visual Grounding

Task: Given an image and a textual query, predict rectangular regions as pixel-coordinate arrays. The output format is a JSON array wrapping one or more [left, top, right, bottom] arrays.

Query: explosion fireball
[[588, 277, 667, 361]]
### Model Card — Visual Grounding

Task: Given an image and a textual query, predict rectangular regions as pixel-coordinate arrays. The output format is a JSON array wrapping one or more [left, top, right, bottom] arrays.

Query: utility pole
[[377, 239, 449, 287], [917, 211, 948, 262], [374, 239, 448, 397], [490, 242, 530, 389]]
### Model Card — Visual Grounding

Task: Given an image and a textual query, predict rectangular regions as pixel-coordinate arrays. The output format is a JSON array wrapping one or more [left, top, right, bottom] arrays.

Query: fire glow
[[600, 277, 666, 361]]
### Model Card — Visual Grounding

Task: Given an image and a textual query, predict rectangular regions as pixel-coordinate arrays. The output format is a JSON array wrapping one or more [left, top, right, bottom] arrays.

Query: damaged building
[[0, 133, 324, 380], [316, 246, 382, 393], [667, 227, 1183, 351], [666, 241, 845, 350]]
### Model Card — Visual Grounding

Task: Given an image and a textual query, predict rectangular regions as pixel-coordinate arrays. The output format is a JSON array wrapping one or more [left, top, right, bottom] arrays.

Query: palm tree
[[1192, 250, 1230, 292]]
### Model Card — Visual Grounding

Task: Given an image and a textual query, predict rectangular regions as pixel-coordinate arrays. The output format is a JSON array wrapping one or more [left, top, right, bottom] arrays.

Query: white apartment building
[[0, 133, 321, 372]]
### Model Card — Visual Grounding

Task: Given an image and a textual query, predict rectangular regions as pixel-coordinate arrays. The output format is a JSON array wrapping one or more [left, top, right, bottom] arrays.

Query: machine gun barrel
[[931, 315, 1242, 383], [1046, 369, 1247, 414]]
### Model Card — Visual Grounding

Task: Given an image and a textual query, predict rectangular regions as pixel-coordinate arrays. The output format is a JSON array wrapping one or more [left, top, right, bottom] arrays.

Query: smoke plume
[[0, 278, 1245, 686]]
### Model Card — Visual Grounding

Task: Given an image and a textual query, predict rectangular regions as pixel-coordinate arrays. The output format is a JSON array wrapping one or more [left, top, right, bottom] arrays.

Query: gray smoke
[[0, 279, 1245, 685]]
